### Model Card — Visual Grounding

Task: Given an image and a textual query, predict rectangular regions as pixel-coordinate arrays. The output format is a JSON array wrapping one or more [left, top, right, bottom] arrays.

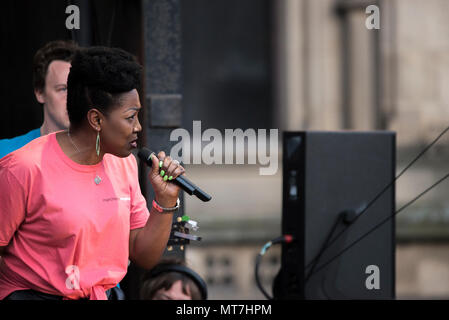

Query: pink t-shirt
[[0, 132, 150, 300]]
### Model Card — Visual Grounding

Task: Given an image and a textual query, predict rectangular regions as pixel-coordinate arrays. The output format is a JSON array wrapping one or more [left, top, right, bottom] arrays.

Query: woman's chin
[[110, 149, 133, 158]]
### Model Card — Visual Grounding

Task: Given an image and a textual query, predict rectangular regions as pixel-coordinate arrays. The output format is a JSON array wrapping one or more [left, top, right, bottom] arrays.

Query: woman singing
[[0, 46, 184, 300]]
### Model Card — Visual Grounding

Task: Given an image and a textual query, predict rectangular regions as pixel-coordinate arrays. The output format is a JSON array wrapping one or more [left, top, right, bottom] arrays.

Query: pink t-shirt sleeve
[[0, 163, 27, 246], [129, 155, 150, 230]]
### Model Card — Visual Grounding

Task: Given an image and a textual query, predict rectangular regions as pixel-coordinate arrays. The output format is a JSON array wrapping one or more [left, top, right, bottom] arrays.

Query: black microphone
[[138, 147, 212, 202]]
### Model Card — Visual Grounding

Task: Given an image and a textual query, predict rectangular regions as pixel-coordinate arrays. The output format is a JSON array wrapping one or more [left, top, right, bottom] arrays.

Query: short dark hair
[[140, 258, 205, 300], [66, 46, 142, 128], [32, 40, 79, 92]]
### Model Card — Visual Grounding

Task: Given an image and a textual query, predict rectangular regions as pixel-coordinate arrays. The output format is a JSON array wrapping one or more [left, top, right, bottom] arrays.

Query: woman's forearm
[[130, 207, 174, 269], [130, 150, 184, 269]]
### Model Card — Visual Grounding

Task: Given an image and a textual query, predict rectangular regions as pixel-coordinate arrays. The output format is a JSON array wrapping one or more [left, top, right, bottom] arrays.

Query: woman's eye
[[58, 87, 67, 92], [127, 114, 136, 120]]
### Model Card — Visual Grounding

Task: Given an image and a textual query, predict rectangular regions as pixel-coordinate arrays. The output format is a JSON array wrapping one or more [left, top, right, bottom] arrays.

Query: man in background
[[0, 40, 79, 158]]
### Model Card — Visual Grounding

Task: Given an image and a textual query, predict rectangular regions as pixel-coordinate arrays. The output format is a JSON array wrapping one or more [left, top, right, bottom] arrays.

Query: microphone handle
[[172, 175, 195, 194], [173, 175, 212, 202]]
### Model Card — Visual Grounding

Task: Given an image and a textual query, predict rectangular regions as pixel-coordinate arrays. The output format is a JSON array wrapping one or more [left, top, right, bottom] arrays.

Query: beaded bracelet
[[152, 198, 180, 213]]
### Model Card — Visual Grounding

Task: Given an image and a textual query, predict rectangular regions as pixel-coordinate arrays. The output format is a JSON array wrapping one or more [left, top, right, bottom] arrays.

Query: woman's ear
[[87, 108, 103, 130]]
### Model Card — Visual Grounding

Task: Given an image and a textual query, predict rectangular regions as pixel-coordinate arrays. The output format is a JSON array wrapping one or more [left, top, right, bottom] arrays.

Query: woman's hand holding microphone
[[147, 151, 185, 209]]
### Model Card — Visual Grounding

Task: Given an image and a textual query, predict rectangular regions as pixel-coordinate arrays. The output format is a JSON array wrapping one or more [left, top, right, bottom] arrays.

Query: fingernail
[[160, 170, 165, 176], [168, 176, 173, 181], [163, 175, 168, 181], [159, 160, 163, 168]]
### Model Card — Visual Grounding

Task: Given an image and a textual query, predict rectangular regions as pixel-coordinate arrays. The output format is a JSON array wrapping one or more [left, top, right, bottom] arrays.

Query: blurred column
[[348, 10, 377, 130], [142, 0, 184, 256], [336, 0, 381, 130], [273, 0, 305, 131], [122, 0, 184, 300], [379, 0, 398, 130]]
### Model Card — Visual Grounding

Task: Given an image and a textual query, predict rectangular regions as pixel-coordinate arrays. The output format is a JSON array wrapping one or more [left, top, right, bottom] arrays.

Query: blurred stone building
[[181, 0, 449, 299]]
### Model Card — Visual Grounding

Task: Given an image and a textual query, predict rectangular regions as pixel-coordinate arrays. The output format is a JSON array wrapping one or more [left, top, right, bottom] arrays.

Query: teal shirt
[[0, 128, 41, 159]]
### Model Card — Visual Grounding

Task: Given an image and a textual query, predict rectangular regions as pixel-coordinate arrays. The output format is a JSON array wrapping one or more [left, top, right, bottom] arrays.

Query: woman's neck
[[63, 127, 105, 165]]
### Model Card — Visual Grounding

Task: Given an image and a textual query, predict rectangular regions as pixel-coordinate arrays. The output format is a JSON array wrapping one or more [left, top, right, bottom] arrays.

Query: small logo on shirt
[[103, 197, 130, 202]]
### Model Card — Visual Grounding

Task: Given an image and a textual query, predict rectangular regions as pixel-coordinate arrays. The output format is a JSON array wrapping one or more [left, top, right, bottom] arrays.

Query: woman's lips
[[130, 140, 138, 148]]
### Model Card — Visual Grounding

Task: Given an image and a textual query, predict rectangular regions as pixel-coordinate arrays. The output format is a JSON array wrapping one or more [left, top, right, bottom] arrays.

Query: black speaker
[[274, 131, 395, 299]]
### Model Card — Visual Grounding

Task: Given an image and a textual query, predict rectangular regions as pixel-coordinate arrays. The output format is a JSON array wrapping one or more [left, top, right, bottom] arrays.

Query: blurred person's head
[[33, 40, 79, 134], [140, 258, 207, 300]]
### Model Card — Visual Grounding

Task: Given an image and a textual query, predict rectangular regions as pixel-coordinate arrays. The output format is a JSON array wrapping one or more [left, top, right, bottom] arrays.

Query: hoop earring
[[96, 131, 100, 156]]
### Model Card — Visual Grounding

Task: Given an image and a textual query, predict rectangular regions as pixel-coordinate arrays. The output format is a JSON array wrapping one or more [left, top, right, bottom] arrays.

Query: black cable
[[308, 170, 449, 278], [255, 235, 294, 300], [255, 253, 271, 300], [305, 124, 449, 272], [305, 214, 343, 283]]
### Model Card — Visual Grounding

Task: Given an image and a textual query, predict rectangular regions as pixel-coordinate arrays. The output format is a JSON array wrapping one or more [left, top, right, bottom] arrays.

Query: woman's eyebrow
[[124, 107, 141, 113]]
